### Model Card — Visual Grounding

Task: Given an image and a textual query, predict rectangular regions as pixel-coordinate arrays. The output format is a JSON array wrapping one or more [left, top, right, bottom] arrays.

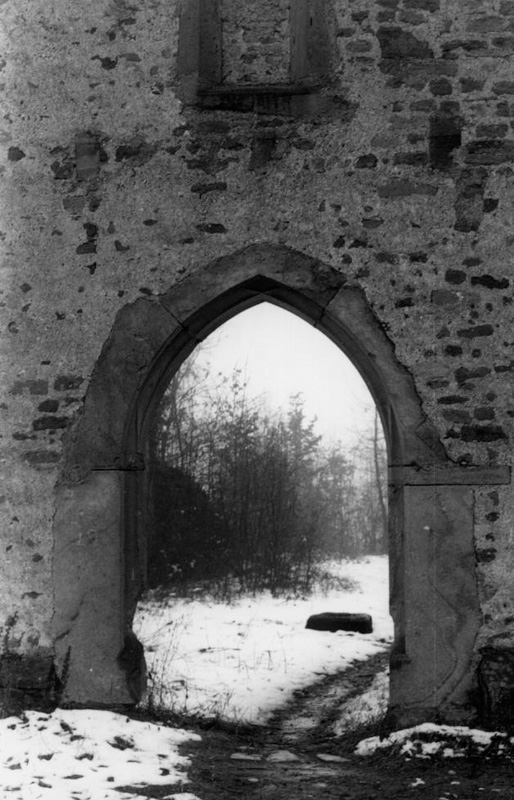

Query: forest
[[147, 349, 387, 597]]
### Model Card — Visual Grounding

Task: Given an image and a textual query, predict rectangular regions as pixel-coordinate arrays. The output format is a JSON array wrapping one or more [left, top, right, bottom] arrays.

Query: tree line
[[147, 351, 387, 596]]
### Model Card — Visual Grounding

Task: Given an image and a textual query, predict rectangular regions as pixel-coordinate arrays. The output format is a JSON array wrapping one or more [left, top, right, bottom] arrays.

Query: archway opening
[[133, 300, 393, 731], [55, 245, 473, 724]]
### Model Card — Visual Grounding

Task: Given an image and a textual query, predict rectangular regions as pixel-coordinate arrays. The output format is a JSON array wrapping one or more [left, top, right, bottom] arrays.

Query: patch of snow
[[333, 667, 389, 735], [356, 722, 514, 759], [134, 556, 393, 725], [0, 709, 200, 800], [316, 753, 350, 763]]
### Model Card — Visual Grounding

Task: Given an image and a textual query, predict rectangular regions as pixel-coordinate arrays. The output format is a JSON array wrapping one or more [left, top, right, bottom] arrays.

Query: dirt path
[[132, 653, 514, 800]]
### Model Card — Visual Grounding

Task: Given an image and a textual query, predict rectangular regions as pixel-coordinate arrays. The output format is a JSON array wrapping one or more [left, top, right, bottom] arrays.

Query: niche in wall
[[177, 0, 331, 112]]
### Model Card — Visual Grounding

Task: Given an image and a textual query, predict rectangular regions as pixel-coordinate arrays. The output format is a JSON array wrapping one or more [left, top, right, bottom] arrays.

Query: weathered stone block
[[390, 486, 480, 723], [377, 27, 434, 59]]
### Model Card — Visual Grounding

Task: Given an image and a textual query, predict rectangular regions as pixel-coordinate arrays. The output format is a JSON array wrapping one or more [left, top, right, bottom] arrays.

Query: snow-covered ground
[[134, 556, 393, 725], [0, 557, 391, 799], [1, 556, 513, 799], [0, 708, 200, 800]]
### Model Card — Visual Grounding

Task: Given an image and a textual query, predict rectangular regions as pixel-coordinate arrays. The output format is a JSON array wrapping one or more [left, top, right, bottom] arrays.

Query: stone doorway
[[53, 243, 500, 724]]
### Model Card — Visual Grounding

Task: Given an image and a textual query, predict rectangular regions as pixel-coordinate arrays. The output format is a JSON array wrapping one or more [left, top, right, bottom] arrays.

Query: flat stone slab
[[305, 612, 373, 634], [266, 750, 301, 762]]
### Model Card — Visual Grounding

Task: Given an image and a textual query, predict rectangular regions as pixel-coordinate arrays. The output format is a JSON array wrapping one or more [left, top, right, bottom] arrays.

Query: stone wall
[[0, 0, 513, 722], [220, 0, 291, 84]]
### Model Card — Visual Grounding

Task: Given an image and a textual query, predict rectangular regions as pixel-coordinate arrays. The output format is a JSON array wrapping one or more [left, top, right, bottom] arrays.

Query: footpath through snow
[[134, 556, 393, 725]]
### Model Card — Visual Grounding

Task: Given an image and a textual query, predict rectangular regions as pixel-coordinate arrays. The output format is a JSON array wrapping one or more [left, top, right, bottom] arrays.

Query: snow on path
[[0, 709, 200, 800], [134, 556, 393, 725]]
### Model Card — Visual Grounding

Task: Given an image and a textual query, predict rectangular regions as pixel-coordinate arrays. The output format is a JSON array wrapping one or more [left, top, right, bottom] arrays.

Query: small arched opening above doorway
[[53, 243, 489, 726]]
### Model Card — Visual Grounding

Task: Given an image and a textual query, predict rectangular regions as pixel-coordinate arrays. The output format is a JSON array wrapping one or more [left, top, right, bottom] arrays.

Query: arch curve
[[64, 244, 446, 478], [53, 243, 482, 727]]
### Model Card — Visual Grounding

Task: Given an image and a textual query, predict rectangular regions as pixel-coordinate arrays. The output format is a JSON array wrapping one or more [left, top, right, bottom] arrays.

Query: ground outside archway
[[52, 243, 508, 725]]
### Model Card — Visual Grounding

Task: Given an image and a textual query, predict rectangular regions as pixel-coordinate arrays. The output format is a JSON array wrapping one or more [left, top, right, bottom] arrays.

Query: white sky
[[195, 301, 379, 448]]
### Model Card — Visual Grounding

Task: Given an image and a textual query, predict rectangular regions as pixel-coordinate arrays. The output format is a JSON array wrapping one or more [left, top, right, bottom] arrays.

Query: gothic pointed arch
[[53, 243, 494, 727]]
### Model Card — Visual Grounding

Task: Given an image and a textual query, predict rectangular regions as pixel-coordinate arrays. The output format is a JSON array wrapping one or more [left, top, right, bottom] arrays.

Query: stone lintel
[[390, 464, 511, 486]]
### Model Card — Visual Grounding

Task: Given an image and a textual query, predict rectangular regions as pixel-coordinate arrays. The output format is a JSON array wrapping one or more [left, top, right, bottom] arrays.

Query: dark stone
[[429, 114, 462, 170], [455, 366, 491, 383], [38, 399, 59, 413], [429, 78, 452, 95], [460, 78, 484, 92], [447, 425, 507, 442], [32, 416, 70, 431], [475, 407, 496, 420], [467, 16, 505, 34], [492, 80, 514, 94], [409, 252, 428, 262], [10, 380, 48, 395], [54, 375, 84, 391], [249, 133, 277, 171], [393, 152, 428, 165], [454, 167, 488, 232], [445, 269, 466, 284], [442, 40, 486, 57], [404, 0, 439, 9], [483, 199, 500, 213], [437, 395, 469, 404], [495, 361, 514, 372], [306, 612, 373, 634], [395, 297, 414, 308], [377, 27, 434, 59], [444, 345, 463, 356], [464, 140, 514, 165], [196, 223, 227, 234], [191, 181, 227, 195], [75, 133, 101, 181], [476, 124, 509, 139], [0, 651, 57, 712], [478, 647, 514, 729], [378, 179, 438, 197], [115, 136, 157, 164], [475, 549, 498, 563], [22, 450, 60, 465], [356, 153, 378, 168], [76, 242, 97, 255], [442, 409, 471, 423], [470, 275, 509, 289], [83, 223, 98, 241], [375, 251, 397, 264], [432, 290, 461, 306], [8, 146, 26, 161], [457, 325, 494, 338], [63, 196, 86, 217], [92, 55, 118, 70], [51, 159, 74, 180], [362, 217, 384, 229], [333, 236, 346, 248]]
